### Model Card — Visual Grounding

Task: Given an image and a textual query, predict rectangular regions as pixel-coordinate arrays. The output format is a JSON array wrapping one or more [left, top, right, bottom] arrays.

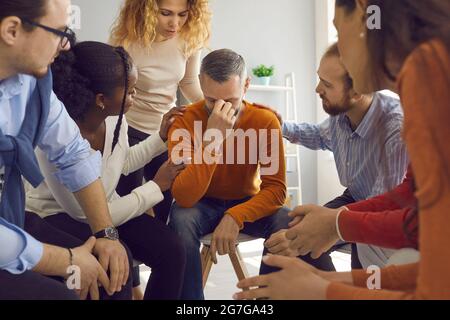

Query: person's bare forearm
[[319, 271, 354, 285], [73, 179, 113, 233], [32, 244, 70, 277]]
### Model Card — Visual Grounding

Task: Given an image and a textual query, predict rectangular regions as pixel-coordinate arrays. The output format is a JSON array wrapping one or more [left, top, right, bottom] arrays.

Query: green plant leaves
[[252, 64, 274, 77]]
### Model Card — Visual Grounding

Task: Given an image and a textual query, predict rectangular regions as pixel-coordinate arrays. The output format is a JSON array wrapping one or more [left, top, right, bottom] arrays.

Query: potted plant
[[252, 64, 274, 85]]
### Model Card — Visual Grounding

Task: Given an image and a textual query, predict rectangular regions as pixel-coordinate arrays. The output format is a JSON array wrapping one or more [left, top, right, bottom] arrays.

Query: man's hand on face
[[209, 214, 240, 264], [205, 99, 237, 146]]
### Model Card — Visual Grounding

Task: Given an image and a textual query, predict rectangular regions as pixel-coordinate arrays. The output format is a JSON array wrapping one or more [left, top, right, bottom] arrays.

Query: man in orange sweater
[[167, 49, 334, 300]]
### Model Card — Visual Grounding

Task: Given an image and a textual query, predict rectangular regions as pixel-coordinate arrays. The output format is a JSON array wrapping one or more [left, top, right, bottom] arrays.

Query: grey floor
[[138, 239, 351, 300]]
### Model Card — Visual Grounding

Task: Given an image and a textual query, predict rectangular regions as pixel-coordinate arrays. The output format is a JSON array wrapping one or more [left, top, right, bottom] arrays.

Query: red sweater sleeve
[[338, 208, 418, 249], [347, 165, 415, 212], [338, 165, 418, 249]]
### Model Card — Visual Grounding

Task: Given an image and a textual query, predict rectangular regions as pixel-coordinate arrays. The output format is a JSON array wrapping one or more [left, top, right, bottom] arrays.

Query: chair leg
[[229, 245, 249, 290], [200, 244, 214, 289]]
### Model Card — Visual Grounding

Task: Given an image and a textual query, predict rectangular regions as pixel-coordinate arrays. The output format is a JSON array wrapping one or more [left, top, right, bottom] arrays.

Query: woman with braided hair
[[111, 0, 211, 224], [25, 41, 187, 300]]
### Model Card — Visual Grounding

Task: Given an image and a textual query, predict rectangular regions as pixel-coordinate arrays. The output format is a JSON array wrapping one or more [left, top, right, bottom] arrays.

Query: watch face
[[105, 227, 119, 240]]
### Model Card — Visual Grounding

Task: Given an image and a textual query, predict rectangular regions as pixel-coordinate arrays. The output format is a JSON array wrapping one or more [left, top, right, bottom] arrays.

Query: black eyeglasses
[[21, 18, 76, 48]]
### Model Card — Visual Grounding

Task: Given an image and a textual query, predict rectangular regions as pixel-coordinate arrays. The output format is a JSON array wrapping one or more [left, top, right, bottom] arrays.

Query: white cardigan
[[25, 116, 166, 227]]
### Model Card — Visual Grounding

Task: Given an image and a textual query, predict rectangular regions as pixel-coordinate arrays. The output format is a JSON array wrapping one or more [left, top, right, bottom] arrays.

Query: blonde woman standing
[[111, 0, 211, 223]]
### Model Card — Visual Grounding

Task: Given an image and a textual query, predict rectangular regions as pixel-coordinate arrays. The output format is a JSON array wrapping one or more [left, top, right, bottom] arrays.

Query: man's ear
[[348, 87, 363, 104], [243, 76, 251, 95], [0, 17, 23, 46]]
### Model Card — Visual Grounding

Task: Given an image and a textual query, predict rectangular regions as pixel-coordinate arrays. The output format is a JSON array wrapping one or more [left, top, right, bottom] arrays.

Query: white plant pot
[[257, 76, 271, 86]]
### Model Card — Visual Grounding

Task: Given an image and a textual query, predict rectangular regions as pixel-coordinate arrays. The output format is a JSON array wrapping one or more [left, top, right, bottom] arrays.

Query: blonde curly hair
[[110, 0, 211, 57]]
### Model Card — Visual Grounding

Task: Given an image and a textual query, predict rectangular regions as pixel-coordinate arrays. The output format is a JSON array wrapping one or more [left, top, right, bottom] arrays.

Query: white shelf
[[249, 72, 302, 207], [249, 84, 294, 92]]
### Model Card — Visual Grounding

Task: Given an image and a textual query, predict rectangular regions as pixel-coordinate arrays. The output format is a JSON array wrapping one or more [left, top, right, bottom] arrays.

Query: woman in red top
[[277, 165, 418, 260], [234, 0, 450, 300]]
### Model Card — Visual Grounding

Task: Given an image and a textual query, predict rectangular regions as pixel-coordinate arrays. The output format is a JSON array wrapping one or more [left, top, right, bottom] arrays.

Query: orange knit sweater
[[327, 39, 450, 299], [168, 100, 286, 228]]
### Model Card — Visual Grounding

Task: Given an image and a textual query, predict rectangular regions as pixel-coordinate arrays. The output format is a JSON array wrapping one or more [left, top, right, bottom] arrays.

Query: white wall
[[69, 0, 350, 205], [71, 0, 123, 42]]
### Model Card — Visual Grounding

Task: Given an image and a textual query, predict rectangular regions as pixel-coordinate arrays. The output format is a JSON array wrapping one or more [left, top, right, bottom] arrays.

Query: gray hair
[[200, 48, 247, 83]]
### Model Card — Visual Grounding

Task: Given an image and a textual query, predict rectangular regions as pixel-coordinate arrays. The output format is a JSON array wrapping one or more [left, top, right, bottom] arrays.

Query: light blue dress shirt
[[0, 217, 43, 274], [0, 73, 102, 274], [283, 92, 409, 201]]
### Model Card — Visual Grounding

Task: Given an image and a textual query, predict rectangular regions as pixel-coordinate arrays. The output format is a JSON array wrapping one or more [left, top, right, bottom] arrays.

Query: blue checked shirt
[[283, 92, 409, 201], [0, 74, 102, 273]]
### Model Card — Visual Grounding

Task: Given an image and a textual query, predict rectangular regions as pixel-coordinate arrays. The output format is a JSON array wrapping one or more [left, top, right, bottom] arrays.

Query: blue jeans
[[169, 197, 335, 300]]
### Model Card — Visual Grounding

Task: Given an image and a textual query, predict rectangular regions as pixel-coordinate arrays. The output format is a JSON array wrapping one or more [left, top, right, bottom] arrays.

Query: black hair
[[112, 47, 130, 153], [0, 0, 47, 31], [52, 41, 133, 153]]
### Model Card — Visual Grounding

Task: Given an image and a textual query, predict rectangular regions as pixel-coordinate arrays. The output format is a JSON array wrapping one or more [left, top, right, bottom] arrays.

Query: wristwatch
[[94, 226, 119, 240]]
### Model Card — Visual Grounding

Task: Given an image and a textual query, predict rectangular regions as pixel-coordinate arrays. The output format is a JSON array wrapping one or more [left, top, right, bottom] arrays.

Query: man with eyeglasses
[[0, 0, 132, 300], [21, 17, 76, 50]]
